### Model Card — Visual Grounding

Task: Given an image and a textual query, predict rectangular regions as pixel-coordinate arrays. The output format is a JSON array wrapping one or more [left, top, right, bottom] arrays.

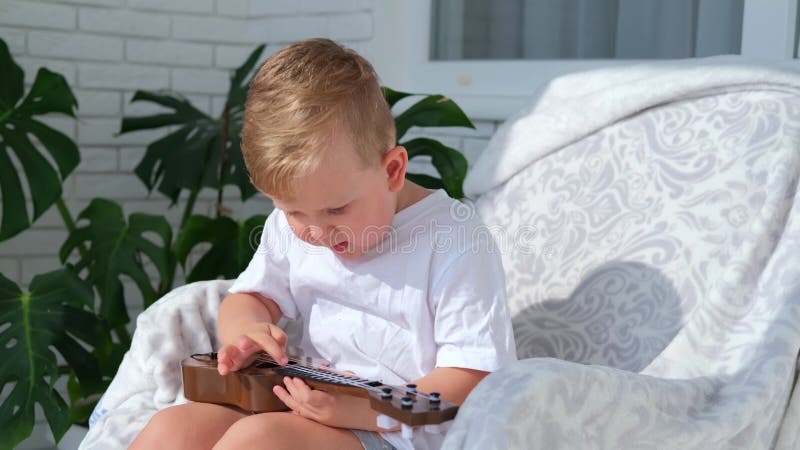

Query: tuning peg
[[424, 424, 443, 434], [376, 414, 399, 430], [401, 423, 414, 439], [380, 387, 392, 399]]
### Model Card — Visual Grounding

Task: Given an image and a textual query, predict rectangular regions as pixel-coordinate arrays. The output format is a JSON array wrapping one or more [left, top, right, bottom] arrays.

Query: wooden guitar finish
[[181, 352, 458, 427]]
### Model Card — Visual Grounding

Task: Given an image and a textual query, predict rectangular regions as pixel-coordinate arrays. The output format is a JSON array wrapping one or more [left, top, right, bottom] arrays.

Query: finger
[[237, 335, 257, 351], [273, 385, 302, 413], [283, 377, 308, 403], [293, 377, 317, 405], [227, 338, 259, 370], [246, 327, 288, 365], [290, 377, 313, 398], [216, 345, 240, 375], [267, 323, 289, 347]]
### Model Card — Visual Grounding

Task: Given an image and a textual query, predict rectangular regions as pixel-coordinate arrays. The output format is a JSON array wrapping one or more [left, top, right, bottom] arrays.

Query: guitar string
[[250, 354, 440, 401], [252, 354, 384, 393]]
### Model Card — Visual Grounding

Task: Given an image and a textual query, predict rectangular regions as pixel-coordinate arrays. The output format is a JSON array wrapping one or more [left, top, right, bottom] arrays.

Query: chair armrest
[[442, 357, 788, 450]]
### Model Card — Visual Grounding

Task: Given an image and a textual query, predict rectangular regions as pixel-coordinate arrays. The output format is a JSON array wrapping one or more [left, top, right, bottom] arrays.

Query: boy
[[130, 38, 516, 450]]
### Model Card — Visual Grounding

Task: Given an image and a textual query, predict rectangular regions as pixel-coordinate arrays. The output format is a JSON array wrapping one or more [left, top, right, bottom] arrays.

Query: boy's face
[[271, 130, 406, 261]]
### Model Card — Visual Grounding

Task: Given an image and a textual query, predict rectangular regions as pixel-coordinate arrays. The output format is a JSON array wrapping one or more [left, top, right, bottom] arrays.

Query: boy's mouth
[[332, 241, 348, 252]]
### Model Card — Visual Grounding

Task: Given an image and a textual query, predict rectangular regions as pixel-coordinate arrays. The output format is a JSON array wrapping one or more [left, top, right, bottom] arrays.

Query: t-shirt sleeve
[[228, 209, 298, 320], [431, 245, 518, 372]]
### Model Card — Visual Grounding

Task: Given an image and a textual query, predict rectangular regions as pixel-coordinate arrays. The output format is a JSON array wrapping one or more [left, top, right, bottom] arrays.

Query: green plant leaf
[[175, 214, 267, 282], [0, 39, 79, 242], [120, 113, 187, 133], [218, 44, 266, 203], [121, 44, 266, 205], [227, 44, 265, 110], [0, 269, 96, 449], [405, 173, 444, 190], [133, 124, 218, 203], [120, 91, 217, 203], [15, 68, 79, 118], [381, 86, 414, 108], [393, 94, 474, 141], [403, 138, 467, 198], [60, 199, 175, 323], [127, 90, 208, 117], [0, 38, 24, 113]]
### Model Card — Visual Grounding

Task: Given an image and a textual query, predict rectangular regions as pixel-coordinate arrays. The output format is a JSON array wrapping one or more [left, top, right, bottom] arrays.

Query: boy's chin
[[333, 247, 362, 260]]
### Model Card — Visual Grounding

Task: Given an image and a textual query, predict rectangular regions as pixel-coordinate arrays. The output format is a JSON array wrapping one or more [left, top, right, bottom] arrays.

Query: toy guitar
[[181, 352, 458, 434]]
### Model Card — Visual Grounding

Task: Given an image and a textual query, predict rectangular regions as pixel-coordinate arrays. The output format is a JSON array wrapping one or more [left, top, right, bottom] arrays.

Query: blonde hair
[[241, 38, 396, 199]]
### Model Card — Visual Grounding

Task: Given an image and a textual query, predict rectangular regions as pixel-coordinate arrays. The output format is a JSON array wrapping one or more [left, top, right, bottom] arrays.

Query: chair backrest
[[474, 88, 800, 373]]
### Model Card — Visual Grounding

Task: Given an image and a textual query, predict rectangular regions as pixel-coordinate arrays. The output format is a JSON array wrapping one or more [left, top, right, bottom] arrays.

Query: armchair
[[82, 57, 800, 450], [442, 57, 800, 450]]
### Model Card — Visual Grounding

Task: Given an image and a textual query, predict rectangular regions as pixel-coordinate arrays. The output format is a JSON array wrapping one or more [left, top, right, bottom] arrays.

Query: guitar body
[[181, 353, 458, 427], [182, 355, 293, 412]]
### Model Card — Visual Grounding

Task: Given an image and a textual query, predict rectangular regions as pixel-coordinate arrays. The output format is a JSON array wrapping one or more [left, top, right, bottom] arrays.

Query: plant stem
[[56, 198, 89, 260], [217, 102, 231, 218]]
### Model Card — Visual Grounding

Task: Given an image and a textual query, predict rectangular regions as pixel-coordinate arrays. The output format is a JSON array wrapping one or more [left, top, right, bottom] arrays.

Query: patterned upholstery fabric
[[443, 70, 800, 449]]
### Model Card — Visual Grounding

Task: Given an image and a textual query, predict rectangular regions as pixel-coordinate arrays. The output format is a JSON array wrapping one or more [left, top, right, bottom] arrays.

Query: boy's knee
[[131, 406, 189, 448], [214, 412, 292, 449]]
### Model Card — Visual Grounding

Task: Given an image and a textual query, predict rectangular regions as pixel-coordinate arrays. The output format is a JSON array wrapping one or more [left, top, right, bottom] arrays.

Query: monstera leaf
[[175, 214, 267, 282], [0, 269, 107, 449], [120, 45, 265, 204], [0, 38, 79, 241], [403, 138, 468, 198], [60, 199, 174, 325], [387, 88, 474, 141], [382, 86, 414, 108], [382, 87, 473, 199]]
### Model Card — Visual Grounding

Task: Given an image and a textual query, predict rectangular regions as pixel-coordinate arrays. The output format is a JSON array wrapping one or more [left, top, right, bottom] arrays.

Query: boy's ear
[[382, 145, 407, 193]]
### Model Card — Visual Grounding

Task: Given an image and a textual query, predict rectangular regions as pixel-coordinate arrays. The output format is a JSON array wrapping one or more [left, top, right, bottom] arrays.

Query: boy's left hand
[[273, 377, 349, 428]]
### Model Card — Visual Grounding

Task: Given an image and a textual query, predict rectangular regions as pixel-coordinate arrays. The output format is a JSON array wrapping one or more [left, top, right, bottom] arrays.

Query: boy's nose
[[303, 224, 328, 244]]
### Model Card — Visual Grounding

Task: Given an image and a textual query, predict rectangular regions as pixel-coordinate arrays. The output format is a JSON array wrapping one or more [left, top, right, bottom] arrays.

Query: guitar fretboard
[[274, 364, 382, 388], [251, 354, 384, 391]]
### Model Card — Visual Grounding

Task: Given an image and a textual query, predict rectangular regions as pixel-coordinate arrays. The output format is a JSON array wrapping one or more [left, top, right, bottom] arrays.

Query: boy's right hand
[[217, 322, 289, 375]]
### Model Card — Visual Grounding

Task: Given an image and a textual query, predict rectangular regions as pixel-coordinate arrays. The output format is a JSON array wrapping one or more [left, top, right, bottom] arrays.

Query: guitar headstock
[[365, 383, 458, 427]]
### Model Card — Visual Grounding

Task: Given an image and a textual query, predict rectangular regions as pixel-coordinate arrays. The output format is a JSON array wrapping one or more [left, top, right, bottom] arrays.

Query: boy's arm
[[216, 292, 289, 374], [410, 366, 489, 405]]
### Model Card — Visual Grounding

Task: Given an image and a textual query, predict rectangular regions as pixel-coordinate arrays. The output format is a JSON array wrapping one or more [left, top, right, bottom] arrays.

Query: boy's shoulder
[[398, 189, 488, 239]]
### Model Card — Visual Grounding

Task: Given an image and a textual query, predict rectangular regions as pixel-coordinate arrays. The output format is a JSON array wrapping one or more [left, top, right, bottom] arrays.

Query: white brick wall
[[28, 30, 123, 61], [0, 2, 493, 445]]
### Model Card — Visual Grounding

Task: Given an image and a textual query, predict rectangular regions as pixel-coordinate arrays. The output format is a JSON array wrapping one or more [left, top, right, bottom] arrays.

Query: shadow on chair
[[512, 260, 685, 372]]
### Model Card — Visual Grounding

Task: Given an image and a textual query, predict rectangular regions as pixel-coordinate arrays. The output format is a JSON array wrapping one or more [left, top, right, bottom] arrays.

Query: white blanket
[[464, 56, 800, 197], [80, 280, 232, 449]]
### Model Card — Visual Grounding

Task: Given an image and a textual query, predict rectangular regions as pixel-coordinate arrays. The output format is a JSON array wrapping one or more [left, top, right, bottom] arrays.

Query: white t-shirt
[[229, 189, 517, 450]]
